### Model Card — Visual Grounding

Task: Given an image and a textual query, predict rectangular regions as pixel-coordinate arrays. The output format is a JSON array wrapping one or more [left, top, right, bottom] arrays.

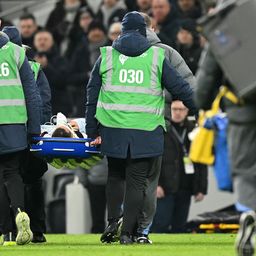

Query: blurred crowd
[[1, 0, 213, 118]]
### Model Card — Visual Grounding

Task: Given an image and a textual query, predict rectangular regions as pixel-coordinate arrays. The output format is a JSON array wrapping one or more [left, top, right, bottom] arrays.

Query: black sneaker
[[136, 234, 152, 244], [3, 232, 16, 246], [120, 234, 133, 245], [32, 233, 47, 243], [100, 218, 123, 243], [236, 211, 256, 256]]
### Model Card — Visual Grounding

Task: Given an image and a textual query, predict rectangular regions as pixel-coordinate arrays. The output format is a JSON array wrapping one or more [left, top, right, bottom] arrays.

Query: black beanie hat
[[121, 11, 146, 37]]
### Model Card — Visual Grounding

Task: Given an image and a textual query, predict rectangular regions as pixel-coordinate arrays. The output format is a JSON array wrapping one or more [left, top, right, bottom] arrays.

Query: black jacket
[[177, 5, 202, 20], [37, 46, 69, 115], [175, 40, 202, 75], [45, 0, 87, 57], [36, 69, 52, 124], [159, 120, 208, 195], [195, 45, 256, 123], [157, 10, 180, 47], [86, 31, 196, 159]]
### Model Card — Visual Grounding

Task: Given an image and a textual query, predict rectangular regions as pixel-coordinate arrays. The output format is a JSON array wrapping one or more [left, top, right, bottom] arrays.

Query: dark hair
[[88, 21, 106, 34], [34, 29, 53, 37], [19, 13, 36, 23], [79, 6, 94, 18], [52, 127, 72, 138]]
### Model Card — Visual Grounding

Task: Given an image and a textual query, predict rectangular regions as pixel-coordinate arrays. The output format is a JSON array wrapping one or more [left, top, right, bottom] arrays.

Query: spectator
[[97, 0, 127, 29], [19, 13, 39, 48], [87, 21, 108, 68], [107, 22, 122, 44], [152, 0, 180, 47], [46, 0, 87, 56], [177, 0, 202, 20], [66, 6, 94, 58], [151, 100, 207, 233], [33, 30, 70, 115], [136, 0, 152, 14], [175, 19, 202, 74], [66, 36, 91, 117]]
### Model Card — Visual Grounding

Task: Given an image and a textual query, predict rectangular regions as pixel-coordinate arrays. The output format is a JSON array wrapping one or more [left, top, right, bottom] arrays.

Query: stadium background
[[0, 0, 234, 232]]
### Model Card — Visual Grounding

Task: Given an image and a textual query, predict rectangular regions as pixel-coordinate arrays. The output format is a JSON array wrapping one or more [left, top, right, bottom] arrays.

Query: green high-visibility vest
[[0, 41, 27, 124], [96, 46, 166, 131], [29, 61, 40, 80]]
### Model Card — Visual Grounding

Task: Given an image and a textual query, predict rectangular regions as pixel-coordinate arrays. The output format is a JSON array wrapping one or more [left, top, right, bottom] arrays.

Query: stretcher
[[30, 137, 102, 170]]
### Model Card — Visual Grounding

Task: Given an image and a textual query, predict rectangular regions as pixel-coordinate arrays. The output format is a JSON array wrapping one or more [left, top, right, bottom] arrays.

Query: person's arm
[[193, 163, 208, 195], [161, 58, 197, 115], [85, 57, 102, 139], [195, 44, 223, 110], [19, 56, 41, 134], [37, 70, 52, 124]]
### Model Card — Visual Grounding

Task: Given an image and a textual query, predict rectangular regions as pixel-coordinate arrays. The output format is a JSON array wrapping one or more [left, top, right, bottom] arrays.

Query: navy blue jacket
[[0, 33, 41, 155], [86, 31, 196, 159], [37, 69, 52, 124]]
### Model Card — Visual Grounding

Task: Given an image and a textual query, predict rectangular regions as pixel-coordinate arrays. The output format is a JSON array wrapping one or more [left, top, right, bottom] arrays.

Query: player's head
[[52, 125, 73, 138]]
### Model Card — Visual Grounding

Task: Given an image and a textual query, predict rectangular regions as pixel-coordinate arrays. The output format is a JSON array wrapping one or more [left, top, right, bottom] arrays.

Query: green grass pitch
[[0, 234, 236, 256]]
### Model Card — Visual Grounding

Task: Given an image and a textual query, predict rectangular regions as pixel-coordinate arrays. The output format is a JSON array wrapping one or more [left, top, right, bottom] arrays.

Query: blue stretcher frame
[[30, 137, 100, 158]]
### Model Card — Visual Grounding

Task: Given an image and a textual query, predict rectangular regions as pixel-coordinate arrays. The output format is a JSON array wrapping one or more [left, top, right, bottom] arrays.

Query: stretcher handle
[[52, 148, 75, 152], [32, 137, 94, 143], [30, 148, 42, 152]]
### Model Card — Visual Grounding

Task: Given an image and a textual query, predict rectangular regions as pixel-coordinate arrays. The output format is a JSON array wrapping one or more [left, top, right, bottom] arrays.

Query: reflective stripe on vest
[[96, 46, 166, 131], [0, 42, 27, 124], [97, 101, 164, 116], [0, 99, 25, 106]]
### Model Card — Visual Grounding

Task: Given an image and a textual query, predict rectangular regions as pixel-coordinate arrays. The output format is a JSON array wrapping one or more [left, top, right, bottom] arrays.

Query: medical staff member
[[0, 28, 41, 246], [3, 26, 52, 243], [86, 11, 196, 244]]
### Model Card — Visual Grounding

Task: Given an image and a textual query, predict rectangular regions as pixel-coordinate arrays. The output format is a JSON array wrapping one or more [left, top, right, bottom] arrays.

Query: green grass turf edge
[[0, 234, 236, 256]]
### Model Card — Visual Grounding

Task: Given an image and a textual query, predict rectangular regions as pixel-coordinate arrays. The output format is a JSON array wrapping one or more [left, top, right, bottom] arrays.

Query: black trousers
[[106, 156, 160, 235], [0, 151, 25, 234], [151, 190, 191, 233], [22, 151, 48, 234], [87, 183, 106, 233]]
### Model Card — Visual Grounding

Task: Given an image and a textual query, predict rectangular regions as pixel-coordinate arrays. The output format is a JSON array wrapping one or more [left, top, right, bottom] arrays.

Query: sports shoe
[[120, 234, 133, 245], [32, 233, 47, 243], [15, 209, 33, 245], [3, 232, 16, 246], [100, 218, 123, 243], [136, 234, 152, 244], [236, 211, 256, 256]]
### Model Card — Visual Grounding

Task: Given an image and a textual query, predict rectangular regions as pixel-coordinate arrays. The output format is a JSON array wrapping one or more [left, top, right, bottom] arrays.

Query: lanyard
[[171, 126, 187, 155]]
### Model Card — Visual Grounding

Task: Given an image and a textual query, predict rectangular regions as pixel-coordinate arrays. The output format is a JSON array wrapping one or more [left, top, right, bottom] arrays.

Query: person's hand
[[35, 55, 48, 68], [69, 120, 79, 131], [90, 136, 102, 146], [194, 193, 204, 202], [156, 186, 165, 199]]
